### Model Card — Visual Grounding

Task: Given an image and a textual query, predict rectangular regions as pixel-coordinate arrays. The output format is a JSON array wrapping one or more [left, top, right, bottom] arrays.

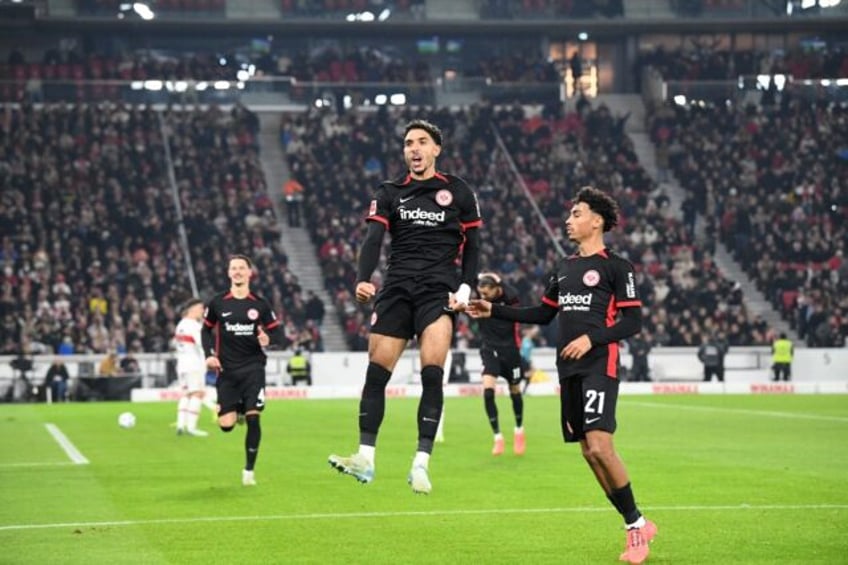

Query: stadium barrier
[[2, 347, 846, 402]]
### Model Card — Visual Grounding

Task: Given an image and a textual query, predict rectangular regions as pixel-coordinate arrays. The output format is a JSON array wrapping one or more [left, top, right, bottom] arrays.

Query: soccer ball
[[118, 411, 136, 429]]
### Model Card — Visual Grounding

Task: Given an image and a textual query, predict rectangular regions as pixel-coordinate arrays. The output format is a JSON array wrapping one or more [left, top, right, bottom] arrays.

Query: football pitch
[[1, 394, 846, 564]]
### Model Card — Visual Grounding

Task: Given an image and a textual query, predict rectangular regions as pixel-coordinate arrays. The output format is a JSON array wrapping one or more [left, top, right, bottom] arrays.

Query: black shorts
[[370, 277, 454, 340], [216, 368, 266, 416], [559, 373, 619, 442], [480, 347, 524, 385]]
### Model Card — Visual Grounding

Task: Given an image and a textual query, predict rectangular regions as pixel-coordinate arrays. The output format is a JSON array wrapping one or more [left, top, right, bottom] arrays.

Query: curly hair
[[403, 119, 443, 146], [574, 186, 619, 232]]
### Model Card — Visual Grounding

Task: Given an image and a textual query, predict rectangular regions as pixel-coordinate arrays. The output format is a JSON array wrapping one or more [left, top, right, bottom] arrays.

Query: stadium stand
[[645, 95, 847, 347], [0, 101, 323, 355], [280, 96, 770, 350]]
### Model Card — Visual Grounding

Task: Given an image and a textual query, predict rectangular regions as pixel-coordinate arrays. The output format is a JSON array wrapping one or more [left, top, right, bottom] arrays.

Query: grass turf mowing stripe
[[2, 503, 846, 532], [625, 400, 848, 423], [0, 462, 79, 468]]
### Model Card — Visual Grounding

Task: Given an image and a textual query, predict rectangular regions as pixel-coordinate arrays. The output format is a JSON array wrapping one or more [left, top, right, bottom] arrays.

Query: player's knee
[[420, 365, 444, 389], [364, 362, 392, 391], [582, 439, 612, 463]]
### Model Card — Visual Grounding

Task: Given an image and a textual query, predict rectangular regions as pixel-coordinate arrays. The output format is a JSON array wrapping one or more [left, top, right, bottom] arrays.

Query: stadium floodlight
[[346, 10, 375, 21], [213, 80, 230, 90], [374, 94, 388, 105], [673, 94, 687, 106], [133, 2, 155, 19], [378, 8, 391, 20], [143, 80, 163, 91], [578, 32, 588, 41], [195, 81, 208, 91], [237, 70, 250, 82], [390, 93, 406, 105]]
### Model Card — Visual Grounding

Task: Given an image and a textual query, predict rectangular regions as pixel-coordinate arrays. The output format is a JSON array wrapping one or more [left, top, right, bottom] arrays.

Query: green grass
[[1, 394, 847, 564]]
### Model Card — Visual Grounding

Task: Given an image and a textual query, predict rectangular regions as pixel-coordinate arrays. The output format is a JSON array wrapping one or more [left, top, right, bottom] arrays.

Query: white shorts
[[179, 370, 206, 394]]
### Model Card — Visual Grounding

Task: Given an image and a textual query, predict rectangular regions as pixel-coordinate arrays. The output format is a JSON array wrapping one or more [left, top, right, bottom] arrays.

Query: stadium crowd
[[646, 92, 848, 347], [4, 38, 844, 358], [0, 101, 322, 357], [279, 96, 772, 351]]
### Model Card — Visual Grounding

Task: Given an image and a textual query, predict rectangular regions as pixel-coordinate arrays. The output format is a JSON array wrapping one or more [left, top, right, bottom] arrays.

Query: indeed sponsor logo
[[225, 322, 255, 335], [559, 293, 593, 306], [398, 207, 445, 223]]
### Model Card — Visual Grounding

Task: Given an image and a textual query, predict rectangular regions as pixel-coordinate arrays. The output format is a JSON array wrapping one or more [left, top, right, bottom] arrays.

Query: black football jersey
[[366, 172, 482, 283], [541, 249, 642, 378], [478, 284, 521, 349], [201, 291, 280, 374]]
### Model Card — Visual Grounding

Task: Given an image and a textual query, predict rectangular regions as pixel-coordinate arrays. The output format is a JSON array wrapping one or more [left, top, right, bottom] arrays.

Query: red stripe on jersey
[[607, 342, 619, 379], [541, 296, 558, 308], [597, 248, 609, 259], [617, 300, 642, 308], [461, 219, 483, 231], [203, 319, 215, 328], [605, 296, 618, 379], [223, 291, 233, 299], [400, 173, 412, 185], [265, 320, 281, 330], [434, 172, 449, 183], [367, 215, 389, 228], [513, 322, 521, 348], [174, 334, 195, 343]]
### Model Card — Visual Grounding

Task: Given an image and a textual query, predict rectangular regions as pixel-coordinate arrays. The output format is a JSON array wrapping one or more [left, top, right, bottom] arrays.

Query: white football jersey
[[174, 317, 206, 374]]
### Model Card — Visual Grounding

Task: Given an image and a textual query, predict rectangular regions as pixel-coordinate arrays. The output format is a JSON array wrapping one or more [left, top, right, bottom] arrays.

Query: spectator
[[283, 177, 305, 228], [697, 333, 728, 382], [627, 333, 653, 382], [98, 351, 120, 377], [44, 359, 70, 402], [287, 348, 312, 386], [120, 352, 141, 375], [304, 290, 326, 328], [771, 332, 794, 382]]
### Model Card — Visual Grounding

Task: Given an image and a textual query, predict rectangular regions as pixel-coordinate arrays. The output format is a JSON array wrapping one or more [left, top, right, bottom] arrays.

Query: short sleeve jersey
[[202, 291, 280, 374], [366, 172, 482, 282], [540, 249, 642, 378], [174, 317, 205, 375], [478, 284, 521, 349]]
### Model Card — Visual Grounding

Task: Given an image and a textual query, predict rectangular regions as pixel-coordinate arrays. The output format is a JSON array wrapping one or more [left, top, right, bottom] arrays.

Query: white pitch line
[[44, 423, 89, 465], [624, 401, 848, 423], [1, 503, 846, 532], [0, 462, 78, 468]]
